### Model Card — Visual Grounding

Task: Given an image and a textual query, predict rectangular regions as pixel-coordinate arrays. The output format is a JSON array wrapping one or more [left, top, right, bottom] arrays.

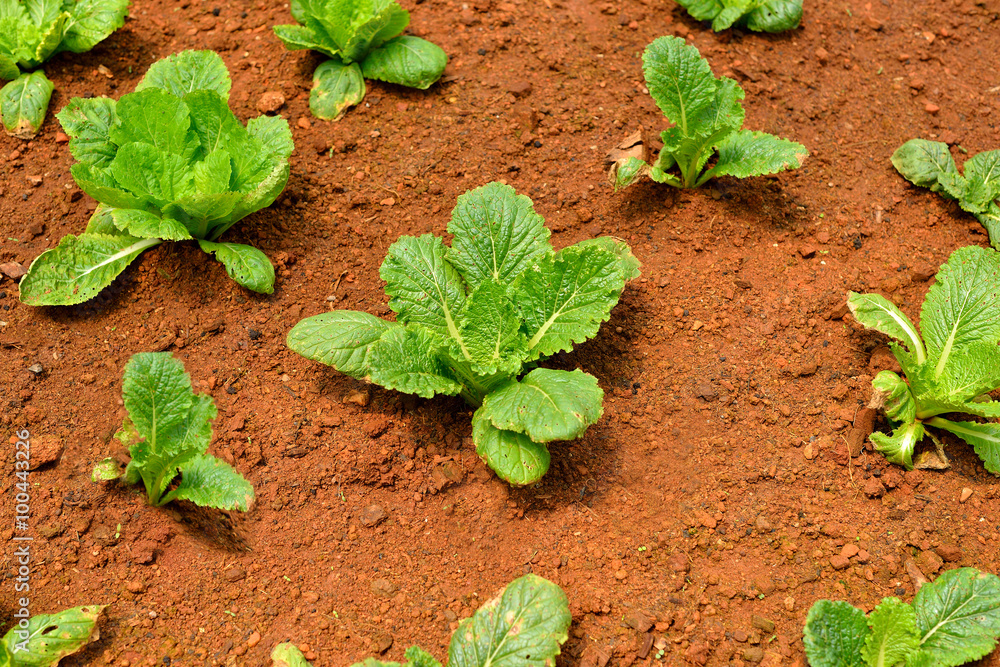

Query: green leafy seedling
[[1, 605, 106, 667], [92, 352, 254, 511], [272, 0, 447, 120], [673, 0, 802, 33], [612, 35, 807, 190], [847, 245, 1000, 472], [0, 0, 128, 138], [892, 139, 1000, 249], [288, 182, 639, 485], [272, 574, 571, 667], [804, 568, 1000, 667], [18, 50, 293, 305]]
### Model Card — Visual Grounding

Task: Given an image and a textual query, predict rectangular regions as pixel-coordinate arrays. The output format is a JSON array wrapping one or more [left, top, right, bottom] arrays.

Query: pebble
[[370, 578, 398, 597], [960, 488, 973, 503], [863, 477, 885, 498], [625, 610, 653, 632], [507, 81, 533, 97], [830, 554, 851, 570], [814, 48, 829, 65], [751, 615, 775, 634], [359, 504, 387, 527], [224, 568, 246, 583], [297, 117, 311, 129], [247, 631, 261, 648], [924, 102, 940, 115], [257, 91, 286, 114], [935, 544, 962, 562], [841, 544, 859, 559], [0, 262, 27, 280], [126, 580, 146, 593], [783, 597, 795, 611], [695, 382, 718, 402], [55, 131, 69, 143]]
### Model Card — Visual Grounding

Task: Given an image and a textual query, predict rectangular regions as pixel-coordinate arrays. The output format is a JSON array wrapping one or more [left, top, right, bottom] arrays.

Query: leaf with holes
[[1, 605, 106, 667]]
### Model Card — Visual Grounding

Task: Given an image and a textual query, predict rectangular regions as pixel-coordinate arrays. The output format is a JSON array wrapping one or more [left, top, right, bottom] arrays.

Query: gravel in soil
[[2, 0, 1000, 665]]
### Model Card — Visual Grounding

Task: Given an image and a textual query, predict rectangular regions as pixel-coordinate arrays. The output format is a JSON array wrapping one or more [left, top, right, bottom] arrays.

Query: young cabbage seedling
[[272, 0, 447, 120], [892, 139, 1000, 250], [92, 352, 254, 511], [612, 36, 807, 190], [0, 0, 128, 138], [674, 0, 802, 33], [17, 50, 293, 305], [288, 182, 639, 486], [803, 568, 1000, 667], [271, 574, 571, 667], [1, 605, 106, 667], [847, 245, 1000, 472]]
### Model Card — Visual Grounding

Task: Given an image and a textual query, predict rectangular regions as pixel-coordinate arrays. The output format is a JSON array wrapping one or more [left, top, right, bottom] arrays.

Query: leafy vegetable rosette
[[19, 50, 294, 305], [288, 182, 640, 485], [0, 0, 128, 137]]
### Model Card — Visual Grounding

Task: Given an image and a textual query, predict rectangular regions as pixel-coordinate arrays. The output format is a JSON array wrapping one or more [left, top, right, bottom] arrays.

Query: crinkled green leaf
[[674, 0, 723, 21], [928, 418, 1000, 475], [0, 53, 19, 81], [272, 24, 338, 58], [367, 326, 463, 398], [135, 49, 231, 100], [247, 114, 294, 163], [310, 58, 365, 121], [348, 646, 442, 667], [31, 10, 68, 65], [480, 368, 603, 443], [920, 245, 1000, 378], [976, 203, 1000, 251], [110, 206, 193, 242], [272, 642, 314, 667], [871, 371, 917, 425], [516, 243, 626, 360], [933, 341, 1000, 406], [861, 598, 920, 667], [611, 156, 648, 190], [198, 240, 274, 294], [71, 162, 153, 211], [711, 1, 749, 31], [109, 88, 198, 159], [575, 237, 642, 282], [913, 567, 1000, 666], [60, 0, 128, 53], [1, 70, 53, 138], [286, 310, 400, 379], [91, 456, 122, 482], [192, 149, 232, 195], [109, 143, 195, 207], [472, 412, 551, 486], [847, 291, 927, 364], [745, 0, 802, 31], [891, 139, 958, 191], [2, 605, 106, 666], [18, 232, 159, 306], [870, 421, 924, 470], [339, 1, 409, 63], [160, 452, 254, 510], [962, 149, 1000, 206], [82, 205, 121, 235], [448, 574, 571, 667], [453, 279, 528, 376], [802, 600, 871, 667], [706, 129, 808, 180], [676, 0, 800, 32], [937, 170, 971, 205], [446, 181, 552, 289], [57, 96, 118, 167], [362, 36, 447, 90], [642, 35, 717, 137], [380, 234, 467, 343]]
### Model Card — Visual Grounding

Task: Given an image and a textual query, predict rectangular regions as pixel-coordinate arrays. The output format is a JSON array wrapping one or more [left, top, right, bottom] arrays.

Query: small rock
[[783, 596, 795, 611], [799, 244, 817, 258], [297, 117, 311, 129], [863, 477, 885, 498], [27, 434, 63, 469], [905, 558, 930, 590], [695, 382, 719, 402], [743, 647, 765, 663], [26, 175, 42, 187], [814, 48, 829, 65], [667, 551, 689, 573], [803, 442, 817, 460], [132, 541, 158, 564], [910, 266, 934, 282], [507, 81, 533, 97], [372, 632, 393, 654], [733, 630, 749, 643], [751, 615, 775, 634], [841, 544, 860, 559], [55, 131, 69, 143], [830, 554, 851, 570], [916, 549, 944, 575], [370, 578, 398, 597], [960, 487, 973, 503], [755, 516, 772, 532], [247, 631, 261, 648], [344, 390, 370, 406], [0, 262, 27, 280], [126, 580, 146, 593], [794, 361, 818, 377], [684, 643, 711, 666], [938, 130, 960, 146], [581, 645, 612, 667], [935, 544, 962, 562], [865, 16, 883, 30], [224, 567, 247, 582], [38, 523, 64, 539], [359, 504, 387, 527], [257, 91, 286, 114], [924, 102, 940, 115], [576, 207, 593, 223]]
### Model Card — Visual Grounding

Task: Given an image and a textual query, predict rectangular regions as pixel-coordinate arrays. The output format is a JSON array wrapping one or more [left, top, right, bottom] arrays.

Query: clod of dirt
[[935, 544, 962, 562], [625, 609, 653, 632], [224, 567, 247, 582], [257, 91, 286, 114], [126, 580, 146, 593], [507, 80, 532, 97], [581, 644, 612, 667], [667, 551, 689, 573], [830, 554, 850, 570], [0, 261, 26, 279], [344, 390, 370, 406], [359, 504, 387, 527], [38, 523, 64, 539], [751, 615, 775, 634], [695, 382, 718, 402], [370, 578, 398, 597], [27, 434, 63, 469], [863, 477, 885, 498], [915, 549, 943, 575], [132, 540, 159, 564], [371, 632, 393, 654], [904, 558, 929, 590]]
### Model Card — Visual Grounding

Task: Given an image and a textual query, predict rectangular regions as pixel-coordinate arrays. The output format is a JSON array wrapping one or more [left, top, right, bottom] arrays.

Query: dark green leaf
[[362, 36, 447, 90], [198, 241, 275, 294], [286, 310, 400, 379], [802, 600, 870, 667], [1, 70, 53, 138], [310, 58, 365, 121]]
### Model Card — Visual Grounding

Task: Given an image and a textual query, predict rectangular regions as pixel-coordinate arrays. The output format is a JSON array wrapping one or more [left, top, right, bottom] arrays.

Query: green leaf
[[802, 600, 871, 667], [446, 181, 552, 289], [71, 162, 153, 211], [574, 237, 641, 282], [611, 156, 649, 190], [135, 49, 231, 100], [247, 114, 294, 163], [453, 279, 528, 376], [472, 411, 551, 486], [60, 0, 128, 53], [846, 292, 927, 364], [31, 10, 68, 65], [160, 452, 254, 511], [272, 24, 339, 58], [479, 368, 603, 443], [933, 341, 1000, 406], [310, 58, 365, 121], [338, 1, 410, 63], [705, 129, 808, 181], [871, 371, 917, 425], [516, 244, 626, 360], [1, 70, 53, 138], [2, 605, 106, 666], [109, 88, 198, 159], [891, 139, 958, 190], [861, 598, 920, 667], [913, 567, 1000, 666], [348, 646, 442, 667], [109, 143, 195, 207], [962, 149, 1000, 208], [0, 54, 19, 81], [18, 232, 159, 306], [91, 456, 122, 482], [57, 96, 118, 168], [286, 310, 400, 379], [919, 245, 1000, 379], [380, 234, 468, 345], [975, 203, 1000, 251], [745, 0, 802, 32], [367, 327, 463, 398], [870, 421, 925, 470], [109, 208, 193, 241], [362, 36, 447, 90], [448, 574, 571, 667], [642, 35, 717, 137], [198, 241, 275, 294], [927, 418, 1000, 475], [673, 0, 722, 22], [272, 642, 314, 667]]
